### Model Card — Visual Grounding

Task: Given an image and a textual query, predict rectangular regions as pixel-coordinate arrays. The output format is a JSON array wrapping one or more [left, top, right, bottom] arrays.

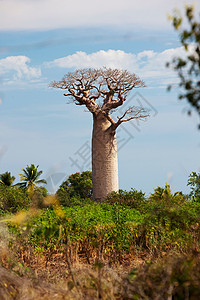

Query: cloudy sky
[[0, 0, 199, 194]]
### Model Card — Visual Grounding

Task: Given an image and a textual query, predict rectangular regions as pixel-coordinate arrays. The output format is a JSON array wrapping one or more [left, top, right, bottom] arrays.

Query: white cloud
[[0, 0, 199, 31], [47, 50, 137, 70], [46, 47, 186, 86], [0, 56, 41, 84], [0, 98, 2, 105], [0, 47, 189, 88]]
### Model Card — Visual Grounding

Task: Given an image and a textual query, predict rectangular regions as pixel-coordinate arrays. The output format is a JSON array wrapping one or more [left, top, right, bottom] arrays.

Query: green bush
[[0, 185, 31, 213], [10, 203, 144, 255], [56, 171, 93, 206], [146, 184, 197, 230], [7, 181, 200, 261], [105, 189, 146, 212], [56, 192, 92, 207], [7, 200, 200, 262], [30, 186, 48, 208]]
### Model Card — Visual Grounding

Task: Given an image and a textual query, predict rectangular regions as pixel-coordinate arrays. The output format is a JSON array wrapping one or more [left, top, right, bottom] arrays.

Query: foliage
[[187, 171, 200, 202], [8, 191, 200, 260], [123, 254, 200, 299], [0, 185, 31, 213], [4, 175, 200, 266], [2, 245, 200, 299], [167, 5, 200, 126], [19, 164, 47, 190], [149, 183, 188, 201], [146, 184, 194, 232], [8, 202, 144, 260], [149, 182, 172, 200], [0, 171, 15, 186], [57, 171, 93, 206], [30, 186, 48, 208], [105, 189, 146, 212], [3, 177, 200, 299]]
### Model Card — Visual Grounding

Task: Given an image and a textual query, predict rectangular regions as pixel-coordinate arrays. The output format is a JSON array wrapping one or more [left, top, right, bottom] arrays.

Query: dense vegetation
[[0, 169, 200, 299], [167, 5, 200, 128]]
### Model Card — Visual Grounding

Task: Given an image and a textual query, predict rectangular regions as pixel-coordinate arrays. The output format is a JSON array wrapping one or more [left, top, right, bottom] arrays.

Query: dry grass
[[1, 239, 200, 300], [1, 211, 200, 299], [0, 260, 124, 300], [0, 235, 150, 300]]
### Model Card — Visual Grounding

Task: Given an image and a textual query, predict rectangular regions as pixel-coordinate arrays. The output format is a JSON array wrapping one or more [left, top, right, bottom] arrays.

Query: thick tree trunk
[[92, 113, 119, 201]]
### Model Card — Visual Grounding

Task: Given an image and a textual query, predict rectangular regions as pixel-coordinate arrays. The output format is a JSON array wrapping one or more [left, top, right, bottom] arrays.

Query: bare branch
[[102, 92, 126, 111], [64, 93, 72, 97], [50, 68, 146, 121], [112, 107, 150, 130]]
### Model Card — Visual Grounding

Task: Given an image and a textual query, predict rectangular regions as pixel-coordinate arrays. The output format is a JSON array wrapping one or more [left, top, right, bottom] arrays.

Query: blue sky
[[0, 0, 199, 195]]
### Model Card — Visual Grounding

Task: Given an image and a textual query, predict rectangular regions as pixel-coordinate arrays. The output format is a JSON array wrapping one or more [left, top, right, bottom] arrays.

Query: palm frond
[[19, 164, 46, 189], [35, 179, 47, 185]]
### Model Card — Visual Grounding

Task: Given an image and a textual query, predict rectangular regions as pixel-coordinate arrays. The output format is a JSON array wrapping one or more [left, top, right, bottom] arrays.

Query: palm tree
[[0, 171, 15, 186], [19, 164, 47, 190]]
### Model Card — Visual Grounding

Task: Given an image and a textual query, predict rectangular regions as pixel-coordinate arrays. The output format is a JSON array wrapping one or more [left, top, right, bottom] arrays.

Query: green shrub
[[147, 184, 197, 230], [29, 186, 48, 208], [105, 189, 146, 212], [0, 185, 31, 213], [56, 192, 92, 207], [10, 203, 144, 255], [7, 183, 200, 260], [56, 171, 93, 206]]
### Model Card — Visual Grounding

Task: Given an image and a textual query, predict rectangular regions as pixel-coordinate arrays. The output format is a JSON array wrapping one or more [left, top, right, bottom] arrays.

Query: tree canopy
[[51, 68, 149, 129], [167, 5, 200, 127], [57, 171, 92, 199], [19, 164, 47, 190], [0, 171, 15, 186]]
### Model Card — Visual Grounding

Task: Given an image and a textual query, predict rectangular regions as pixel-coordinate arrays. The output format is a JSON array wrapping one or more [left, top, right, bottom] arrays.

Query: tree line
[[0, 164, 200, 214]]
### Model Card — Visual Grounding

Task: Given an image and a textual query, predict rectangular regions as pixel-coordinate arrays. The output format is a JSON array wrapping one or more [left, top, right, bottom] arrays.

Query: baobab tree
[[51, 68, 149, 201]]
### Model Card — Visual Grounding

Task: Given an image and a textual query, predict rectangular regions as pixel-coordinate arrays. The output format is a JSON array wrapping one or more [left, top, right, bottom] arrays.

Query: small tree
[[19, 164, 47, 190], [58, 171, 92, 199], [167, 5, 200, 127], [51, 68, 149, 201], [0, 171, 15, 186], [57, 171, 92, 206]]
